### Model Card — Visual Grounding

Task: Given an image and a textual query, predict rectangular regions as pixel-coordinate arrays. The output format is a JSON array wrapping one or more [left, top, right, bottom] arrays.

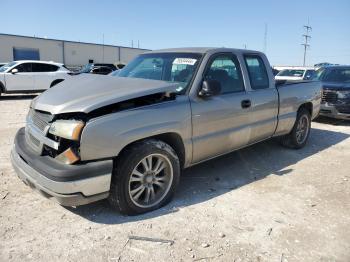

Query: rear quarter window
[[32, 63, 59, 72]]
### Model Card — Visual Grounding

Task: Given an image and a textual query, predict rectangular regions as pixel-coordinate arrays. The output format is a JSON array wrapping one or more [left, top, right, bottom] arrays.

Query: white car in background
[[0, 60, 70, 96], [275, 67, 316, 81]]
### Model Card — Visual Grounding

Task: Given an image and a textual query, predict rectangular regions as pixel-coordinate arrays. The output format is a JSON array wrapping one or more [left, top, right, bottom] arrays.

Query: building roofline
[[0, 33, 150, 51]]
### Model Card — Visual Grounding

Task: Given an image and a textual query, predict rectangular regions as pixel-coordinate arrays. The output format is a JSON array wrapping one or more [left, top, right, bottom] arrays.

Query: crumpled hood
[[32, 74, 178, 115]]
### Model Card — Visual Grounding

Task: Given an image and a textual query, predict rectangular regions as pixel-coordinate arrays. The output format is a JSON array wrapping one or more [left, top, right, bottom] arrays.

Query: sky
[[1, 0, 350, 66]]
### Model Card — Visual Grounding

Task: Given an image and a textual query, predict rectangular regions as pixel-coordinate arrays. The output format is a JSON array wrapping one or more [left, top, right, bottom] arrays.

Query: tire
[[280, 108, 311, 149], [0, 82, 4, 97], [108, 139, 180, 215]]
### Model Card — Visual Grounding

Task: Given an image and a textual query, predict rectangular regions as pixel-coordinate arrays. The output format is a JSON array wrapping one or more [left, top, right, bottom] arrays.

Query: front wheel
[[280, 108, 311, 149], [108, 139, 180, 215]]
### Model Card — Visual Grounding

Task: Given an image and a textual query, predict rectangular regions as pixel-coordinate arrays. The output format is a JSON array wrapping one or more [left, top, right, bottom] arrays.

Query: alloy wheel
[[128, 153, 173, 208]]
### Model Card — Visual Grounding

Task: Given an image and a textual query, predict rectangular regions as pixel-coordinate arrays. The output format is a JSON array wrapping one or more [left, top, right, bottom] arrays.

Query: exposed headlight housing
[[49, 120, 85, 141], [55, 147, 80, 165], [337, 90, 350, 99]]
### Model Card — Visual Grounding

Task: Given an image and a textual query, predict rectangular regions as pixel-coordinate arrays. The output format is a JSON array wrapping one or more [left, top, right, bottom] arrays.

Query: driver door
[[190, 53, 252, 163], [5, 63, 35, 91]]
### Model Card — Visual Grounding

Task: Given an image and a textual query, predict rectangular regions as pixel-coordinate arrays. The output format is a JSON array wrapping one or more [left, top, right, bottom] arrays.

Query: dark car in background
[[317, 66, 350, 120], [79, 63, 117, 75]]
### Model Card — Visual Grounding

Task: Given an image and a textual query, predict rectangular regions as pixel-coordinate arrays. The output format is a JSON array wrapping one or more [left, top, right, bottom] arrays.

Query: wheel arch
[[50, 79, 64, 87], [298, 102, 313, 116], [117, 132, 186, 170]]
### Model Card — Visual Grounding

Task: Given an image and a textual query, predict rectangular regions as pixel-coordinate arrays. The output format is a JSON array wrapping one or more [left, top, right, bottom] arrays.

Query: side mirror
[[11, 68, 18, 74], [198, 80, 221, 97]]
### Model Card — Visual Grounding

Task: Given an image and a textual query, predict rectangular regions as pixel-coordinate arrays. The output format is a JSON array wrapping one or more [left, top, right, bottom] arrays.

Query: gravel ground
[[0, 95, 349, 262]]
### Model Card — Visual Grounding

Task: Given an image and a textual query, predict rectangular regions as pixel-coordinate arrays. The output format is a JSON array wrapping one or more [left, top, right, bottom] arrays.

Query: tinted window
[[244, 55, 269, 90], [100, 67, 113, 74], [91, 67, 112, 74], [321, 68, 350, 82], [204, 54, 244, 94], [32, 63, 58, 72], [277, 69, 305, 77], [304, 70, 316, 80], [14, 63, 32, 72]]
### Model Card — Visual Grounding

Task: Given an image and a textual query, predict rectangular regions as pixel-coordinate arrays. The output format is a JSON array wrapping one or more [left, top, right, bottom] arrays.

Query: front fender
[[79, 96, 192, 164]]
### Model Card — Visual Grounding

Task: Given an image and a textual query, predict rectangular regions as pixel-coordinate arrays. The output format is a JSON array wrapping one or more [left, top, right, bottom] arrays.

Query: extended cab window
[[244, 55, 269, 90], [204, 54, 244, 94]]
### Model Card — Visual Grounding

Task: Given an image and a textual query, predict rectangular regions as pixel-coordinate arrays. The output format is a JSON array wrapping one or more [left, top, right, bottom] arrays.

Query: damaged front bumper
[[11, 128, 113, 206]]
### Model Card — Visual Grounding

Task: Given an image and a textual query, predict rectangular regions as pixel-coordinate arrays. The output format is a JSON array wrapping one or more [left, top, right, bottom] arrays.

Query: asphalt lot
[[0, 95, 349, 262]]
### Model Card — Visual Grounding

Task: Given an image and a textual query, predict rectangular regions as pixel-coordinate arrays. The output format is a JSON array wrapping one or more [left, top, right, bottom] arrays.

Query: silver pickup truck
[[11, 48, 321, 215]]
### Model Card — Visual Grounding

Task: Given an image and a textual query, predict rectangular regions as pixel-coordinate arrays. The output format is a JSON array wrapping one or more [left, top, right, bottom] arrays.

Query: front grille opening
[[28, 109, 53, 132], [322, 90, 338, 104]]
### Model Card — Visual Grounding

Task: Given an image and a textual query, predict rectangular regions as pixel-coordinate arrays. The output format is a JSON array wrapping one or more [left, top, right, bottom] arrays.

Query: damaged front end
[[25, 91, 178, 165]]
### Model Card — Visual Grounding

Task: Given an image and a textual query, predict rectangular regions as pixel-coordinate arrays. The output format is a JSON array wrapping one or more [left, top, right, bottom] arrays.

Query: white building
[[0, 33, 149, 68]]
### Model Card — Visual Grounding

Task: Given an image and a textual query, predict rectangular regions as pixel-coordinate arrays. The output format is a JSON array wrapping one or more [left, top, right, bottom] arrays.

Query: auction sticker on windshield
[[173, 58, 197, 65]]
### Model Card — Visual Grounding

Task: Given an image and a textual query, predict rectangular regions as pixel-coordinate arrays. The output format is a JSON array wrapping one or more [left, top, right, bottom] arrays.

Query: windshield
[[0, 61, 18, 72], [118, 53, 202, 93], [319, 68, 350, 82], [277, 69, 305, 77], [312, 68, 325, 80]]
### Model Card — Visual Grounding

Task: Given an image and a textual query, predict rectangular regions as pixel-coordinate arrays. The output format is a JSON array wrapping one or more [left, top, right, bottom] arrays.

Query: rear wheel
[[280, 108, 311, 149], [108, 139, 180, 215]]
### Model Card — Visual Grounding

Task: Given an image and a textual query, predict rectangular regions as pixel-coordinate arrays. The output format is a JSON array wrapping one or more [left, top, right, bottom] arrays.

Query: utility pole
[[301, 22, 312, 66], [138, 40, 140, 48], [131, 40, 134, 48], [263, 23, 268, 54]]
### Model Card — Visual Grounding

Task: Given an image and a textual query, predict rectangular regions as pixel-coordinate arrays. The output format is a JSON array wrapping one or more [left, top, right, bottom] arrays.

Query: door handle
[[241, 99, 251, 109]]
